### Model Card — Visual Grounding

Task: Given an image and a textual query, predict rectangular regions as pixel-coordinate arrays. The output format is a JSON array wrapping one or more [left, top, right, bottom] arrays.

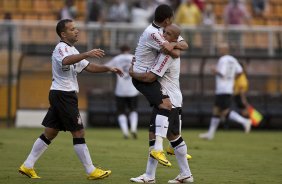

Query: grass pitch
[[0, 128, 281, 184]]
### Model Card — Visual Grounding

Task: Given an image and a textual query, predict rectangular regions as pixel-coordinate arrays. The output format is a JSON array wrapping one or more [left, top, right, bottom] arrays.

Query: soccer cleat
[[168, 174, 194, 183], [87, 168, 111, 180], [166, 146, 192, 160], [18, 164, 41, 179], [150, 149, 172, 167], [244, 119, 252, 133], [130, 174, 156, 183], [199, 132, 214, 140]]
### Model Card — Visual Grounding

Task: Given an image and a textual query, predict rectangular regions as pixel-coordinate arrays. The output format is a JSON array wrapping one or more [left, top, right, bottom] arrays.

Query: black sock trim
[[149, 139, 155, 147], [170, 136, 183, 148], [39, 134, 51, 145], [73, 138, 86, 145], [157, 108, 170, 117]]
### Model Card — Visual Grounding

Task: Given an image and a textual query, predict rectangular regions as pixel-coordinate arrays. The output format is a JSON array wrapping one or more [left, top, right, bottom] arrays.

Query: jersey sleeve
[[146, 31, 167, 51], [150, 54, 173, 77], [75, 59, 90, 73]]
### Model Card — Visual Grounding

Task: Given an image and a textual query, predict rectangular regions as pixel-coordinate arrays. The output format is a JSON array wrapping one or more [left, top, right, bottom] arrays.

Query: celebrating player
[[18, 19, 123, 180]]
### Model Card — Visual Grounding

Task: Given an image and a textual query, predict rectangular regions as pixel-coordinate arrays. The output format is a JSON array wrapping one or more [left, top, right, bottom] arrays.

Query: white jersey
[[134, 22, 167, 73], [50, 41, 89, 93], [151, 54, 182, 107], [215, 55, 242, 95], [106, 53, 139, 97]]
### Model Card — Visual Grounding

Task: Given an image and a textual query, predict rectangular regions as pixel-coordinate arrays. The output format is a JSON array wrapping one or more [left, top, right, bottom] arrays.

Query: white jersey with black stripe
[[151, 54, 182, 107], [50, 41, 89, 93], [215, 55, 242, 95], [106, 53, 139, 97]]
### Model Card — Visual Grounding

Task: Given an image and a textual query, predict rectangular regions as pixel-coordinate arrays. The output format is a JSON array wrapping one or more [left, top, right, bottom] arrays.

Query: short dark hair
[[154, 4, 173, 22], [120, 44, 130, 52], [56, 19, 73, 37]]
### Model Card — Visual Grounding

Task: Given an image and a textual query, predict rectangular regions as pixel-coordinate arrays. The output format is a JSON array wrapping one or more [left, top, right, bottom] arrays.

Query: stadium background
[[0, 0, 282, 129]]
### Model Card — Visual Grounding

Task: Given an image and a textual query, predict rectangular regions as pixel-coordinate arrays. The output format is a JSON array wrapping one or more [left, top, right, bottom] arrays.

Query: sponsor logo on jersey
[[58, 48, 64, 57], [156, 55, 170, 73], [151, 33, 163, 45]]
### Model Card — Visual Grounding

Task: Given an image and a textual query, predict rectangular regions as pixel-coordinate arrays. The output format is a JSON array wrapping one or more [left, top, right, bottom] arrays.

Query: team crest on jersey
[[58, 48, 64, 57]]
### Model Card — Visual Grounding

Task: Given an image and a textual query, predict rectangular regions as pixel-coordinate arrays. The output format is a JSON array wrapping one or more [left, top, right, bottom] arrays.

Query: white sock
[[24, 138, 48, 168], [228, 110, 249, 126], [173, 140, 192, 176], [129, 111, 138, 133], [74, 144, 95, 174], [145, 146, 158, 179], [118, 114, 129, 136], [154, 136, 163, 150], [207, 117, 220, 136]]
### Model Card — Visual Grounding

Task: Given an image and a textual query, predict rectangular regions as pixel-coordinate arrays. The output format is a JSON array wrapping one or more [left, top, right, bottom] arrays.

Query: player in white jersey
[[199, 43, 251, 140], [130, 24, 194, 183], [132, 4, 188, 168], [105, 45, 139, 139], [18, 19, 123, 180]]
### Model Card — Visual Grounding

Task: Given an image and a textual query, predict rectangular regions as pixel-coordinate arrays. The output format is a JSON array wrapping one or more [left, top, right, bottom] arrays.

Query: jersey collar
[[60, 40, 72, 47], [152, 22, 161, 29]]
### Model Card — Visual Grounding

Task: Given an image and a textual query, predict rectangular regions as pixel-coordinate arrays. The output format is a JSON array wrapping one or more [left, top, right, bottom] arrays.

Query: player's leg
[[128, 96, 138, 139], [116, 96, 130, 138], [167, 108, 193, 183], [199, 94, 228, 140]]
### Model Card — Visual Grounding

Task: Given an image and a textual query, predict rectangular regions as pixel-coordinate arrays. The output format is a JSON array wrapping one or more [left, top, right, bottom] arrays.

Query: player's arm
[[62, 49, 105, 65], [129, 65, 157, 83], [85, 63, 124, 77]]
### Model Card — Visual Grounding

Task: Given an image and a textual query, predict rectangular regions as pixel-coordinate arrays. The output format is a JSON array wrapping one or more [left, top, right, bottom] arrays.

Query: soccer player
[[132, 4, 188, 167], [130, 24, 194, 183], [18, 19, 123, 180], [199, 43, 251, 140], [105, 45, 139, 139]]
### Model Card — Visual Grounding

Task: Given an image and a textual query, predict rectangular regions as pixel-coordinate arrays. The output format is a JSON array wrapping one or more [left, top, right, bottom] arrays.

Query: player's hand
[[161, 42, 174, 54], [86, 48, 105, 58], [110, 67, 124, 77]]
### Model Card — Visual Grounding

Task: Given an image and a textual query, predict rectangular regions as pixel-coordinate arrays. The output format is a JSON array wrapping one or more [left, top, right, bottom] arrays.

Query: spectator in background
[[131, 1, 150, 26], [201, 3, 215, 55], [193, 0, 205, 12], [58, 0, 77, 20], [105, 45, 139, 139], [107, 0, 130, 22], [86, 0, 105, 23], [174, 0, 202, 26], [252, 0, 266, 17], [223, 0, 251, 54]]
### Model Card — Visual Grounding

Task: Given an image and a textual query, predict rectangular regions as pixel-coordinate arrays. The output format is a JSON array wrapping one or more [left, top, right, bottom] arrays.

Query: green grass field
[[0, 128, 281, 184]]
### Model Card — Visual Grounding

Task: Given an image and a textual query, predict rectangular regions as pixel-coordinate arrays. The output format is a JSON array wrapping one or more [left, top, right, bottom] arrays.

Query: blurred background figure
[[233, 61, 249, 118], [199, 43, 251, 140], [130, 1, 150, 26], [252, 0, 267, 17], [86, 0, 105, 23], [58, 0, 77, 20], [105, 45, 139, 139], [174, 0, 202, 26], [223, 0, 251, 54], [201, 3, 216, 55], [193, 0, 206, 12], [107, 0, 130, 22]]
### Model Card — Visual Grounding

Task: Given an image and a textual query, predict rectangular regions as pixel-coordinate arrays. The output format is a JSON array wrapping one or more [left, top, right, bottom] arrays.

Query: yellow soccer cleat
[[166, 146, 192, 160], [87, 168, 111, 180], [18, 164, 41, 179], [150, 149, 172, 167]]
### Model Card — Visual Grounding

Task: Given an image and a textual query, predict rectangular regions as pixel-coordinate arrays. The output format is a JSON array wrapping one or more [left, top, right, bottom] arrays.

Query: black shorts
[[233, 94, 246, 109], [132, 78, 167, 107], [116, 96, 138, 114], [42, 90, 84, 132], [149, 107, 181, 136], [214, 94, 232, 110]]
